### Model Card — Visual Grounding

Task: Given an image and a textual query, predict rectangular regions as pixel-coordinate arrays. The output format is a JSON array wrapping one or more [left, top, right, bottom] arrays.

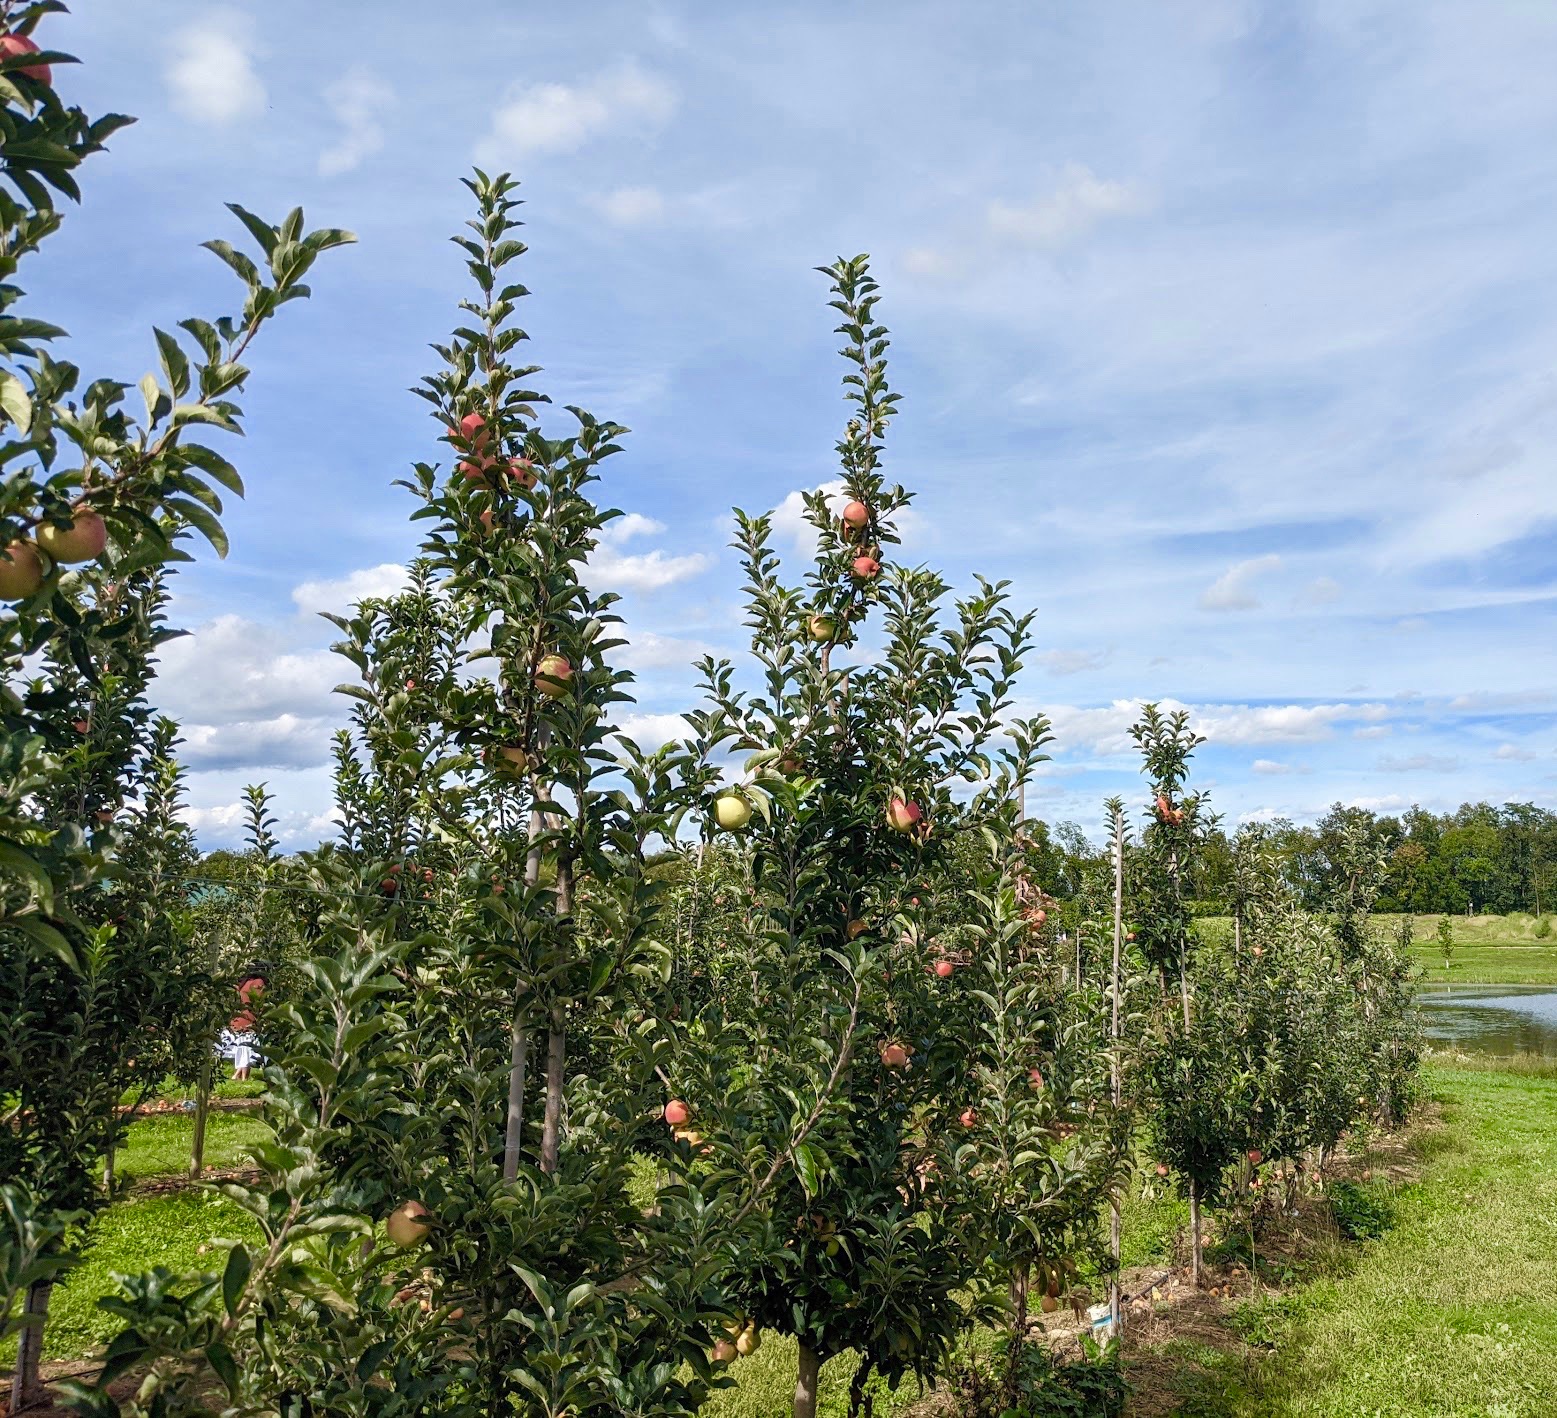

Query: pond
[[1417, 984, 1557, 1057]]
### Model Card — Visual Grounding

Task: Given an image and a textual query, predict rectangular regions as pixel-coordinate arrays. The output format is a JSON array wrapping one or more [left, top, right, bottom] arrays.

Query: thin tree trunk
[[103, 1128, 117, 1194], [794, 1341, 822, 1418], [1189, 1181, 1203, 1286], [11, 1279, 52, 1412], [540, 1004, 566, 1175], [503, 803, 546, 1175], [502, 1017, 528, 1181], [1109, 806, 1125, 1333], [539, 859, 573, 1176], [190, 1054, 212, 1178]]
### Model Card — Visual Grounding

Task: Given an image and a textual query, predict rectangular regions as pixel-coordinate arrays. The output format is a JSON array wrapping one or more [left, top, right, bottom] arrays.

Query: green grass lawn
[[1134, 1059, 1557, 1416], [1197, 912, 1557, 985], [116, 1109, 269, 1182]]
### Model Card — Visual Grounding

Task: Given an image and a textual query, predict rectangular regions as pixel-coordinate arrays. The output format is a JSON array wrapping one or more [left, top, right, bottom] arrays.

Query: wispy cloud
[[987, 164, 1149, 248], [478, 61, 676, 161], [319, 67, 393, 177], [1199, 555, 1283, 612], [164, 12, 265, 125]]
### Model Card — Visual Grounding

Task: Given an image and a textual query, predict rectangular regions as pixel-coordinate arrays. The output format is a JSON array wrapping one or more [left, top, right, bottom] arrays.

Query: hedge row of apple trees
[[1, 19, 1419, 1417]]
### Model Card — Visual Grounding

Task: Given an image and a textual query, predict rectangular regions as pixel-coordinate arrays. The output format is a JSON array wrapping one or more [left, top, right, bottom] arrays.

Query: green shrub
[[1536, 915, 1552, 940], [1328, 1180, 1395, 1241]]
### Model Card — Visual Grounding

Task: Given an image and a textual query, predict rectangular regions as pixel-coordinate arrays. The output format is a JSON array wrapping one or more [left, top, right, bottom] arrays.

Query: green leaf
[[0, 369, 33, 433], [222, 1243, 251, 1318], [161, 496, 229, 557]]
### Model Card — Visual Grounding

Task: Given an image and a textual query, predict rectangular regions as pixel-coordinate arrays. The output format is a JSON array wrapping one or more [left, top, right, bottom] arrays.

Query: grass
[[1197, 912, 1557, 985], [115, 1109, 269, 1182], [1124, 1060, 1557, 1416]]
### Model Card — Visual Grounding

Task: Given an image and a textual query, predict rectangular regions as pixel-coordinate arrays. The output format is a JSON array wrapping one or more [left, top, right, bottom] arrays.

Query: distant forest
[[1030, 800, 1557, 918]]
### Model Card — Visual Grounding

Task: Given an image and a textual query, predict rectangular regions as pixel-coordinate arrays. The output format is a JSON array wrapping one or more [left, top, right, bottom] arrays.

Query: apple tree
[[674, 256, 1048, 1416]]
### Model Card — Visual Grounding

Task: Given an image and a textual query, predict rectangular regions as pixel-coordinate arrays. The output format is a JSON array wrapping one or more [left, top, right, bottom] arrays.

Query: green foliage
[[1326, 1179, 1395, 1242]]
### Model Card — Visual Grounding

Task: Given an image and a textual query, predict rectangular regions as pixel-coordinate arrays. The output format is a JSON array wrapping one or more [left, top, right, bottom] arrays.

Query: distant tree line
[[1027, 800, 1557, 918]]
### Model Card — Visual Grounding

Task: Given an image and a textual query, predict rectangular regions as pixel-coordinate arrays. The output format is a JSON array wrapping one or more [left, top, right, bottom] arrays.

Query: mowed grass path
[[1156, 1062, 1557, 1417]]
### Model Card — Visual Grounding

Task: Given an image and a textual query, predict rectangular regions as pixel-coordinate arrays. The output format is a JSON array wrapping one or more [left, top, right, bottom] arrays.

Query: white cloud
[[478, 61, 676, 161], [1494, 742, 1537, 762], [592, 186, 666, 227], [1042, 697, 1392, 758], [1379, 753, 1461, 772], [156, 615, 339, 725], [588, 514, 711, 593], [1301, 576, 1342, 605], [318, 66, 392, 177], [616, 712, 691, 749], [1036, 648, 1107, 676], [181, 714, 336, 772], [1354, 725, 1392, 740], [164, 14, 265, 125], [1251, 759, 1290, 775], [292, 564, 410, 616], [1199, 554, 1283, 612], [987, 164, 1147, 248], [618, 629, 712, 672]]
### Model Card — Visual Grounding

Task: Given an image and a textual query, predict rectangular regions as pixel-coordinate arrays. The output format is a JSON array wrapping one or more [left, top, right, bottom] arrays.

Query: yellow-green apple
[[808, 613, 836, 642], [714, 793, 752, 830], [386, 1200, 432, 1247], [37, 508, 106, 563], [535, 654, 572, 696], [0, 540, 43, 599]]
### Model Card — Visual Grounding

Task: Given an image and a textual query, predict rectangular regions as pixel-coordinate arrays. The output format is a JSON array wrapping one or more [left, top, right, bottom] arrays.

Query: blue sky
[[29, 1, 1557, 847]]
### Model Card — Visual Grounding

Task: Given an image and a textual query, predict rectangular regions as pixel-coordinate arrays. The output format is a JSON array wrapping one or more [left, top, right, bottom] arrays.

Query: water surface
[[1417, 984, 1557, 1057]]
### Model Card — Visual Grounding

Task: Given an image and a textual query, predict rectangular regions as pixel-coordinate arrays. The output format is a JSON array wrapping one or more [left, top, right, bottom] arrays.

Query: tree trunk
[[103, 1127, 117, 1194], [794, 1341, 822, 1418], [540, 1004, 565, 1175], [190, 1055, 212, 1178], [1109, 806, 1125, 1335], [505, 802, 545, 1177], [1188, 1181, 1203, 1286], [10, 1279, 53, 1412], [502, 1016, 528, 1181]]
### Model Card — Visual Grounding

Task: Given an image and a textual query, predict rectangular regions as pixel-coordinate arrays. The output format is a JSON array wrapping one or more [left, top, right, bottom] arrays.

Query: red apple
[[664, 1099, 690, 1127], [959, 1106, 977, 1128], [456, 411, 488, 448], [880, 1041, 909, 1069], [0, 34, 50, 84], [386, 1200, 431, 1247], [0, 540, 44, 599], [477, 507, 496, 537], [535, 654, 572, 697], [507, 457, 537, 489], [934, 959, 954, 979], [842, 499, 870, 530], [1031, 908, 1047, 927], [37, 508, 106, 564], [886, 797, 923, 833], [714, 793, 752, 831], [852, 554, 881, 580], [1247, 1148, 1262, 1165], [1156, 1162, 1169, 1177], [459, 458, 493, 484], [710, 1339, 737, 1364], [1155, 793, 1173, 822], [1028, 1068, 1045, 1090], [71, 718, 89, 734]]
